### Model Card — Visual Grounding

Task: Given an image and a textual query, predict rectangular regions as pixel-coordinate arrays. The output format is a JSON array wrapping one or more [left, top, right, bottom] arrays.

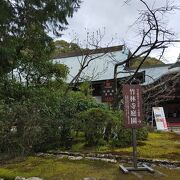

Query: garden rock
[[15, 177, 26, 180], [68, 156, 83, 160], [15, 177, 43, 180], [26, 177, 43, 180], [83, 178, 97, 180]]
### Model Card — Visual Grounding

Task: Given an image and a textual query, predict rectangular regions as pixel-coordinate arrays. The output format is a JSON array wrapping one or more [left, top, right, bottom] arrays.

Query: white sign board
[[152, 107, 168, 130]]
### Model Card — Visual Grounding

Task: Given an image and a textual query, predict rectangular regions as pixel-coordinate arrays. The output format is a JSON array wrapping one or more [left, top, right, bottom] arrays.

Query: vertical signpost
[[123, 85, 143, 129], [119, 84, 154, 173]]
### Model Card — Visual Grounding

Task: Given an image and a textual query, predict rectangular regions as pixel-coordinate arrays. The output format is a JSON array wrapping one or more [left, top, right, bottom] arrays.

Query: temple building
[[53, 46, 180, 128]]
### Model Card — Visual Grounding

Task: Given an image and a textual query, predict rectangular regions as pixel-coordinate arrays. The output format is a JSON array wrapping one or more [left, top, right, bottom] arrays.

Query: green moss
[[0, 156, 122, 180], [138, 132, 180, 160], [69, 132, 180, 161], [113, 132, 180, 161], [1, 132, 179, 179], [0, 156, 180, 180], [0, 169, 15, 180]]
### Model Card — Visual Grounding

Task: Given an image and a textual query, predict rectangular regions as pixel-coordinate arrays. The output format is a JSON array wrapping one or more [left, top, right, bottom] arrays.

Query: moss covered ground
[[113, 132, 180, 161], [0, 132, 180, 179], [0, 156, 131, 180], [71, 132, 180, 161], [0, 156, 180, 180]]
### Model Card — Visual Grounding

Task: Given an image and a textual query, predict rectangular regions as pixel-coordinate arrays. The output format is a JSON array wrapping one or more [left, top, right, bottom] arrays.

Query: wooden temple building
[[54, 46, 180, 128], [143, 62, 180, 127]]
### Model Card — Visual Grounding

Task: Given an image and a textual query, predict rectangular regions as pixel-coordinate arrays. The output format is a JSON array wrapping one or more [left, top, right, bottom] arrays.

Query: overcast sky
[[57, 0, 180, 63]]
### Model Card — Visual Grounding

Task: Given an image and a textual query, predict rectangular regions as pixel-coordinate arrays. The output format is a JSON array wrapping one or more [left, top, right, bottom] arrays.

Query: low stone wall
[[38, 150, 180, 168]]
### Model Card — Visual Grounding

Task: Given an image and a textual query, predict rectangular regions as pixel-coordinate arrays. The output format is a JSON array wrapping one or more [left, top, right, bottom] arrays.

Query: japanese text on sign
[[123, 85, 143, 128]]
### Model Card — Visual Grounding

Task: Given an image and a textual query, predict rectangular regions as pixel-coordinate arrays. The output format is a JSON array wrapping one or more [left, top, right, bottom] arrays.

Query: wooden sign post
[[123, 84, 143, 129], [119, 84, 154, 173]]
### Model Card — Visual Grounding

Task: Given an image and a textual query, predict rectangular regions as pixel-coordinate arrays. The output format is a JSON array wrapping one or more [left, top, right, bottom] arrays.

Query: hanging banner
[[102, 80, 114, 103], [152, 107, 168, 130], [123, 84, 143, 128]]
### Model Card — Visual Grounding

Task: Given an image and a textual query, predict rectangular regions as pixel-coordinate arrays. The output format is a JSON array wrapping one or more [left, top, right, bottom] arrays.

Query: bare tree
[[143, 70, 180, 118], [61, 29, 119, 94], [113, 0, 180, 108]]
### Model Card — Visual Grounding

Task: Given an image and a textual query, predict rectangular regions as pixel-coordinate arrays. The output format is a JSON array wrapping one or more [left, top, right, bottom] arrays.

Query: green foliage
[[75, 108, 148, 147], [0, 88, 64, 155], [79, 81, 93, 96], [69, 91, 106, 111], [111, 112, 148, 147], [0, 0, 81, 82], [111, 127, 148, 147], [137, 127, 148, 141], [57, 92, 105, 146], [0, 79, 148, 155], [130, 56, 164, 68], [76, 108, 117, 145], [0, 86, 106, 155], [53, 40, 81, 56], [0, 0, 83, 156]]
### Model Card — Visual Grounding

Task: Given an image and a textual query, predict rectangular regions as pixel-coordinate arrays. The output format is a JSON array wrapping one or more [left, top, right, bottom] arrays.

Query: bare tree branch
[[113, 0, 180, 109]]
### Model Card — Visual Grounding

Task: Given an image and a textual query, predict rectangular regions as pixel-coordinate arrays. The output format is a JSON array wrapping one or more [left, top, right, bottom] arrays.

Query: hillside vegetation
[[130, 56, 164, 68]]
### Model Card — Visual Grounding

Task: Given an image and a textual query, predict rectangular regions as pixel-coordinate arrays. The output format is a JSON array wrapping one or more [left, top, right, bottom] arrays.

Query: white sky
[[55, 0, 180, 63]]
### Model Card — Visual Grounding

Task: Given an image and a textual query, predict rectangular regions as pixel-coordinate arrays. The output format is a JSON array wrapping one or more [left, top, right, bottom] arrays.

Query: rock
[[15, 177, 43, 180], [68, 156, 83, 160], [84, 157, 116, 163], [100, 158, 117, 163], [36, 153, 44, 157], [56, 154, 66, 159], [85, 157, 100, 161], [26, 177, 43, 180], [15, 177, 26, 180], [83, 177, 97, 180]]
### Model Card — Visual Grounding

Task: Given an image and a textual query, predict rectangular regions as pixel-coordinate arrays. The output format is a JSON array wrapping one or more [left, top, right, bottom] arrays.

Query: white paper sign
[[152, 107, 168, 130]]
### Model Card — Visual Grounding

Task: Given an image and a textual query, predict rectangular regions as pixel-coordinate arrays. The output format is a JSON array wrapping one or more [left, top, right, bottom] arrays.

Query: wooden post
[[132, 128, 137, 169]]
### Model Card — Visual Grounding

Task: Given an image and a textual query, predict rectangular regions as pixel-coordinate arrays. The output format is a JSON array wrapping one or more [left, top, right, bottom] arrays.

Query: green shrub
[[75, 108, 148, 147], [0, 101, 63, 155], [0, 88, 107, 155], [76, 108, 118, 145], [137, 127, 148, 141], [111, 111, 148, 147], [0, 83, 148, 155]]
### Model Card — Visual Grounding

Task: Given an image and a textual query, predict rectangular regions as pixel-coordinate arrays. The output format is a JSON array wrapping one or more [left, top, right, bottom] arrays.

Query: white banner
[[152, 107, 168, 130]]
